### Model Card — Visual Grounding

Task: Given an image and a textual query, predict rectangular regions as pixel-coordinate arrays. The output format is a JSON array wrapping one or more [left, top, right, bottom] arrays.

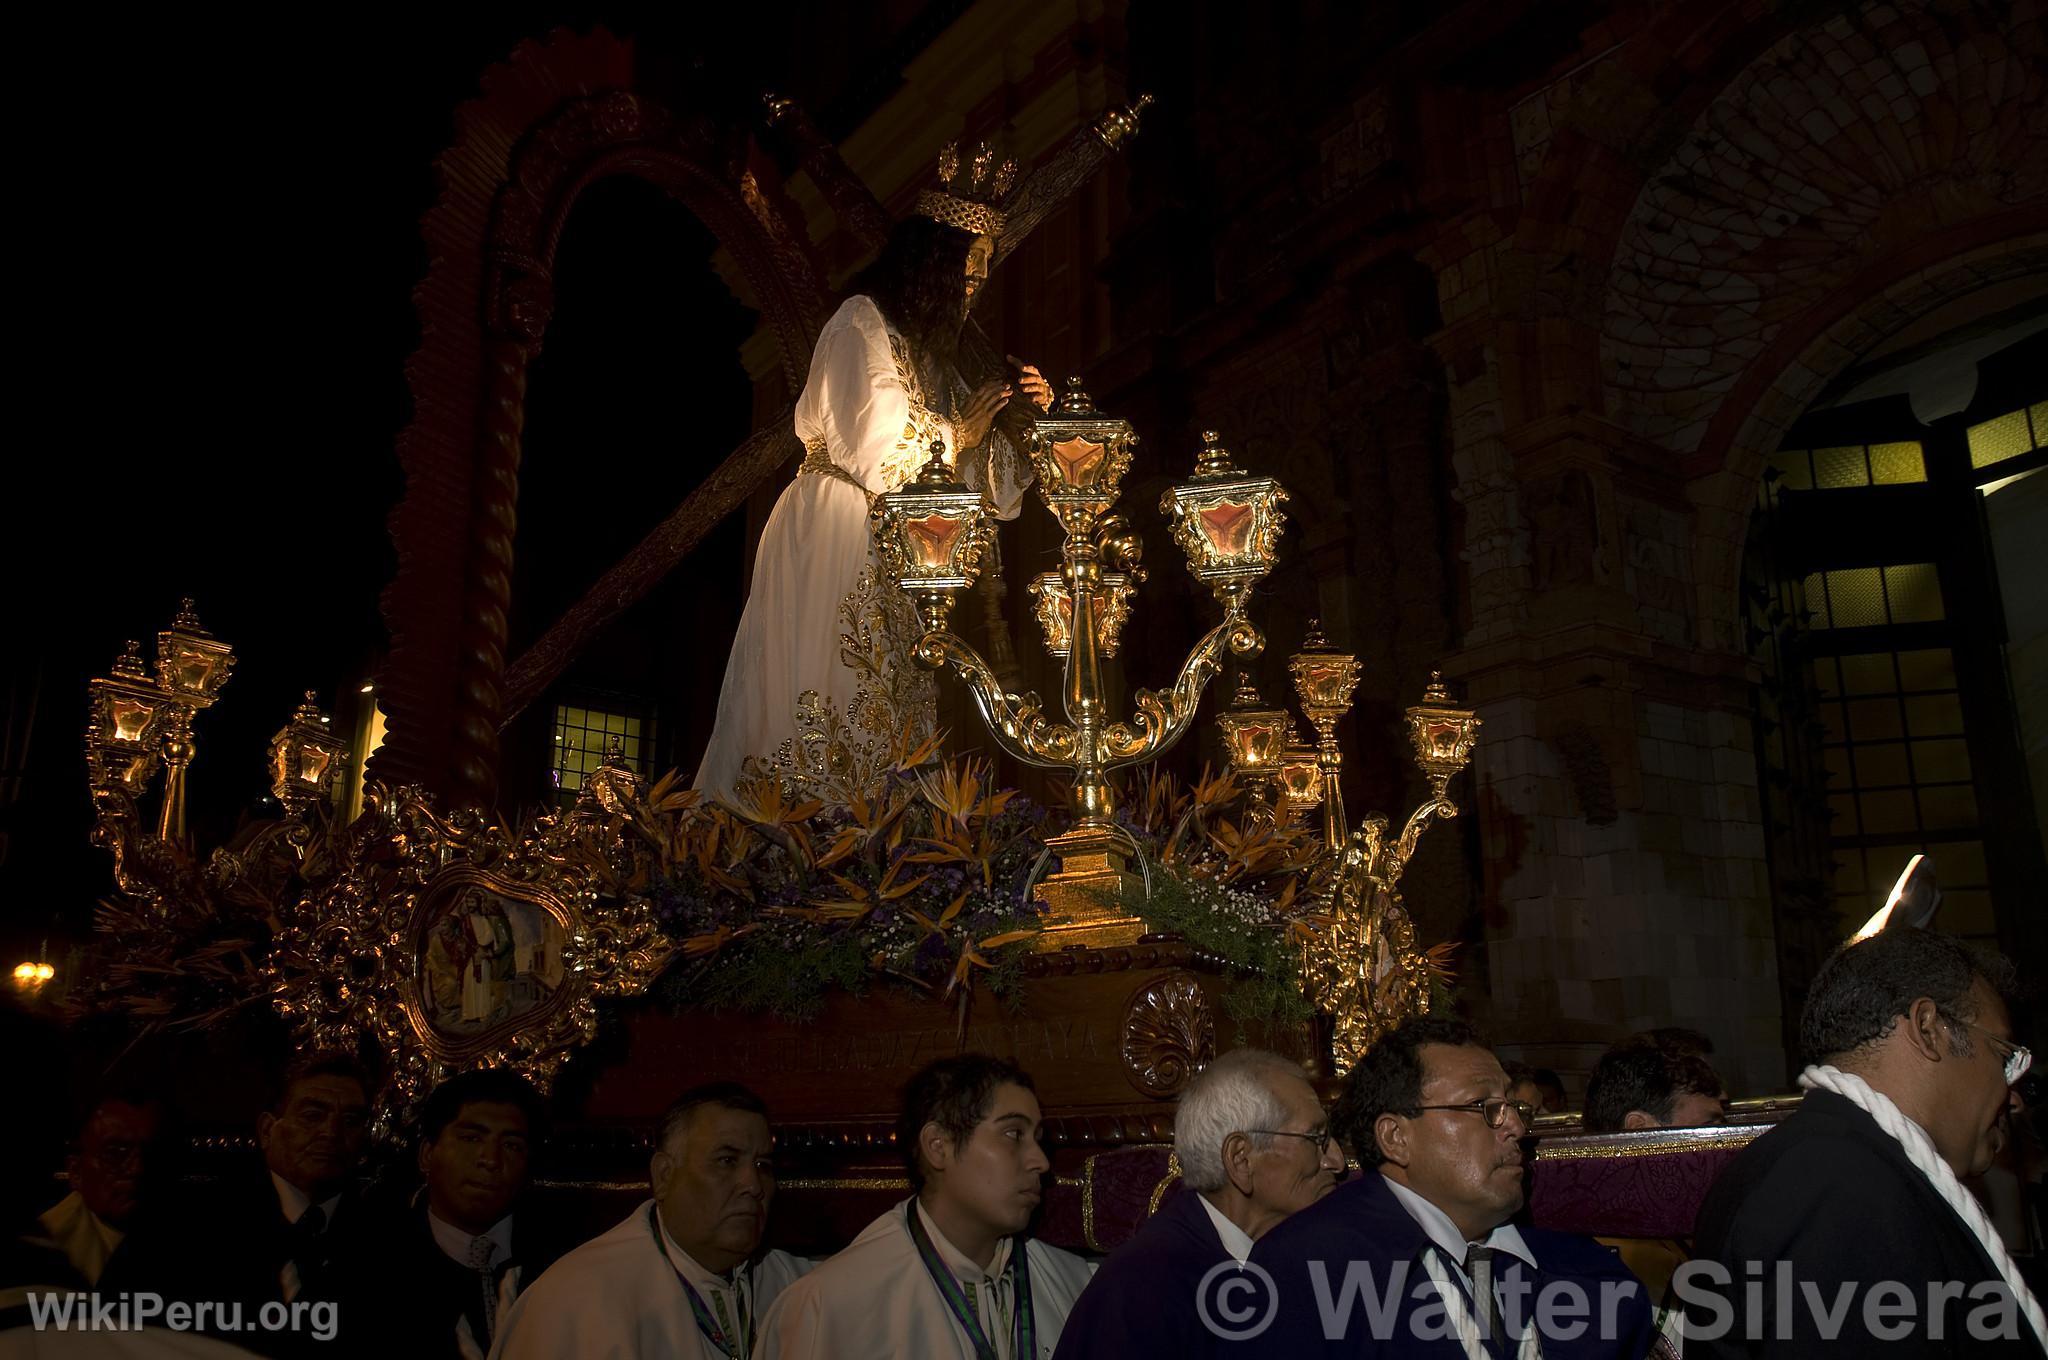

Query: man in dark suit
[[156, 1050, 372, 1356], [347, 1068, 561, 1359], [1236, 1017, 1657, 1357], [1686, 926, 2042, 1355], [1054, 1048, 1346, 1359]]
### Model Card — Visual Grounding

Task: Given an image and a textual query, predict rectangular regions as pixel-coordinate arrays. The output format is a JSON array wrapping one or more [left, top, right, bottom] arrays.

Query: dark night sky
[[5, 6, 960, 955]]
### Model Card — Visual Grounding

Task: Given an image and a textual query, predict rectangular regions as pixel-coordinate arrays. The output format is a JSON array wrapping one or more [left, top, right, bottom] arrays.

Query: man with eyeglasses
[[1687, 925, 2042, 1354], [1054, 1048, 1344, 1359], [1237, 1016, 1657, 1357]]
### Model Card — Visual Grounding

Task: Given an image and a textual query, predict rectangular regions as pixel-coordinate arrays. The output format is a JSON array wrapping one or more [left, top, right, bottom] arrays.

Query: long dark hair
[[846, 216, 979, 358]]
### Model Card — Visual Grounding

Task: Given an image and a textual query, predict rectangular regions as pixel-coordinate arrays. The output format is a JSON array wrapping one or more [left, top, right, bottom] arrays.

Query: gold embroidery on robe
[[735, 566, 937, 807]]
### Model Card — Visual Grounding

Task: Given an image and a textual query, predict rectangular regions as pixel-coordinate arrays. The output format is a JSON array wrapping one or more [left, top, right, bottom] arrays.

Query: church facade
[[373, 0, 2046, 1097]]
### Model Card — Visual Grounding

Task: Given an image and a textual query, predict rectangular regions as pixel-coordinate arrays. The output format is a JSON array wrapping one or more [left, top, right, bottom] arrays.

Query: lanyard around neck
[[648, 1205, 747, 1360], [905, 1202, 1035, 1360]]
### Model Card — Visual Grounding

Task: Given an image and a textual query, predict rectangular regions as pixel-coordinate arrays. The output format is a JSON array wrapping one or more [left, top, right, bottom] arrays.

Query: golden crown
[[914, 141, 1016, 237]]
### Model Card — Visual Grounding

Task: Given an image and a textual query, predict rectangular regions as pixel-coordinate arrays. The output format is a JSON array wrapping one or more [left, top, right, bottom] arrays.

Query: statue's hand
[[1007, 356, 1054, 412], [957, 379, 1012, 449]]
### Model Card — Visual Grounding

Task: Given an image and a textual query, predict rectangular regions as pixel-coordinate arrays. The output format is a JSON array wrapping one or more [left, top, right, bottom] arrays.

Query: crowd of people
[[5, 924, 2041, 1357]]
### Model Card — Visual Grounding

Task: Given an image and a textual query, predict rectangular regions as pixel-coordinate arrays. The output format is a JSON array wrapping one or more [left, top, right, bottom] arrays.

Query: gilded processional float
[[64, 61, 1763, 1258], [72, 386, 1482, 1247]]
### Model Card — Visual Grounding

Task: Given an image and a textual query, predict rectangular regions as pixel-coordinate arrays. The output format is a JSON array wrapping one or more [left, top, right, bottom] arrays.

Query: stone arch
[[1599, 0, 2047, 465], [1687, 231, 2048, 651], [374, 29, 831, 808], [1469, 0, 2046, 655]]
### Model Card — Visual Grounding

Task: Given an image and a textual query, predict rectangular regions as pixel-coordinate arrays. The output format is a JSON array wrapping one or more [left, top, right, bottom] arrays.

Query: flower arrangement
[[69, 730, 1422, 1040], [628, 738, 1329, 1023]]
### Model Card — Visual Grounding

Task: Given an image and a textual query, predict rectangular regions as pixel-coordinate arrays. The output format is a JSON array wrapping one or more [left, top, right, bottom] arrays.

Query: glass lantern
[[1161, 430, 1289, 608], [85, 642, 168, 793], [1024, 379, 1137, 532], [268, 692, 351, 815], [1028, 571, 1136, 657], [873, 442, 994, 632], [1405, 670, 1481, 799], [1275, 744, 1325, 817], [156, 599, 236, 708], [1214, 674, 1291, 777]]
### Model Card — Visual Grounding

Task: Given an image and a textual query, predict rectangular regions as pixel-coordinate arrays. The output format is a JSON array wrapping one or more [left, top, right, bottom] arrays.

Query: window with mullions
[[1811, 648, 1984, 923], [1769, 441, 1928, 489], [551, 704, 644, 805], [1965, 402, 2047, 472], [1752, 403, 2039, 957], [1795, 563, 1944, 629]]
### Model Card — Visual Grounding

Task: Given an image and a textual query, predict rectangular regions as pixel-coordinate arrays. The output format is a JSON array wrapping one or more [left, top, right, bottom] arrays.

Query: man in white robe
[[756, 1055, 1093, 1359], [490, 1082, 810, 1360]]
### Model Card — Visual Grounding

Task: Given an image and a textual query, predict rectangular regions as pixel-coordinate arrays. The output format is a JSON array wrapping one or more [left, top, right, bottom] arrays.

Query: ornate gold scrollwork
[[261, 779, 677, 1133]]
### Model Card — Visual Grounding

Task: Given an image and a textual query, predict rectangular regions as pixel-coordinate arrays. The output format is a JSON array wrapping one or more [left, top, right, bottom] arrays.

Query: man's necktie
[[284, 1204, 328, 1299], [1465, 1244, 1510, 1350], [467, 1234, 498, 1341]]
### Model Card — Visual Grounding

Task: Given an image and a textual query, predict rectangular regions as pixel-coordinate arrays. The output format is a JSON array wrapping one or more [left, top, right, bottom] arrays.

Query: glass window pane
[[1811, 657, 1840, 697], [1813, 445, 1869, 488], [1822, 746, 1854, 784], [1852, 742, 1910, 787], [1821, 702, 1848, 742], [1867, 441, 1927, 484], [1859, 790, 1917, 835], [1847, 698, 1904, 740], [1967, 410, 2032, 469], [1904, 693, 1964, 736], [1824, 568, 1887, 628], [1882, 563, 1944, 623], [1828, 794, 1859, 834], [1932, 840, 1987, 885], [1940, 889, 1995, 937], [1839, 653, 1897, 695], [1896, 649, 1955, 691], [1909, 739, 1971, 783], [1801, 573, 1830, 627], [1916, 785, 1978, 830], [2031, 402, 2046, 446], [1835, 854, 1867, 892]]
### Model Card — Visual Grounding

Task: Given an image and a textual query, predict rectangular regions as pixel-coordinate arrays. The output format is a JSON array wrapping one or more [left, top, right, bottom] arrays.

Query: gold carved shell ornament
[[260, 776, 676, 1135]]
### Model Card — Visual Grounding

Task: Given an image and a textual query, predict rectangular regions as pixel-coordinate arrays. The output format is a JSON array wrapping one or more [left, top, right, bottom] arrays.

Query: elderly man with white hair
[[1052, 1048, 1344, 1359]]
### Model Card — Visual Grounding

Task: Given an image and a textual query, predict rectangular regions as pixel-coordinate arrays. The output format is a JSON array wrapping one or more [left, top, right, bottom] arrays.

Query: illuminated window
[[1799, 564, 1944, 629], [1769, 441, 1927, 490], [552, 704, 643, 803], [1965, 406, 2042, 470]]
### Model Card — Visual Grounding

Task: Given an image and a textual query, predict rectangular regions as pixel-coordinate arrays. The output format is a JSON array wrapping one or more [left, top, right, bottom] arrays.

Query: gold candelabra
[[84, 602, 350, 899], [1215, 633, 1483, 1070], [874, 382, 1289, 945]]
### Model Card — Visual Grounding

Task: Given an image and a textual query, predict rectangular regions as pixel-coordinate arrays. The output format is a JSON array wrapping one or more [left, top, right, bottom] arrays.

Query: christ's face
[[964, 234, 993, 314]]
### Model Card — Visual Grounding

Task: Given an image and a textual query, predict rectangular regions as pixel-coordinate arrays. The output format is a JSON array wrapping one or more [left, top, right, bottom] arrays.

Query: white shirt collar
[[1381, 1173, 1537, 1276], [427, 1207, 514, 1269], [655, 1204, 750, 1293], [913, 1197, 1013, 1286], [1194, 1192, 1256, 1263], [270, 1172, 343, 1228]]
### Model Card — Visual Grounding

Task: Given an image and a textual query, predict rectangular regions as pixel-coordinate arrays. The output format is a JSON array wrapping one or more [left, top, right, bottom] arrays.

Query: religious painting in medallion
[[409, 868, 572, 1057]]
